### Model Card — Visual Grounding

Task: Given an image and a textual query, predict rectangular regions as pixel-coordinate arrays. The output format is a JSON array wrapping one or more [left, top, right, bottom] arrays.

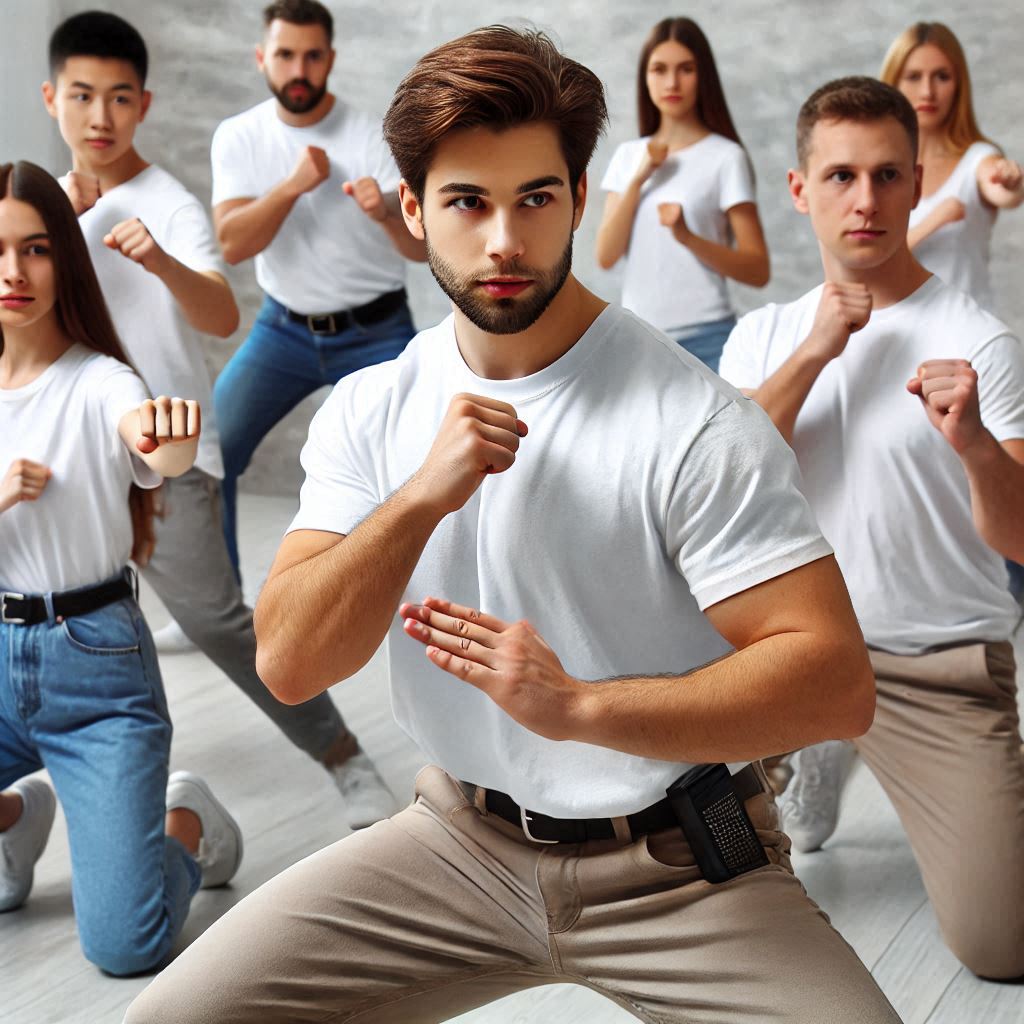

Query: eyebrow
[[437, 175, 566, 197], [68, 81, 136, 93], [22, 233, 50, 243]]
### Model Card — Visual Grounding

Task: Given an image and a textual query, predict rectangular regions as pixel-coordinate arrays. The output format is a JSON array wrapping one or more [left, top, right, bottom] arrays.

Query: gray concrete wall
[[4, 0, 1022, 496]]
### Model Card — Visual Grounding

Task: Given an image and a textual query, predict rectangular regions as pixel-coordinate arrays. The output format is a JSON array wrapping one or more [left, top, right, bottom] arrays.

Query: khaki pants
[[855, 641, 1024, 979], [126, 765, 899, 1023]]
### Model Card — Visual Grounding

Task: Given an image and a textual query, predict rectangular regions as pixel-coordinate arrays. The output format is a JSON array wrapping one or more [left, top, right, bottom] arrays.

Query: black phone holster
[[666, 763, 769, 884]]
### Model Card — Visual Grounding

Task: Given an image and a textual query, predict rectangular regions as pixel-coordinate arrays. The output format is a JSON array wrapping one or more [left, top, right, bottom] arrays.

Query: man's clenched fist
[[342, 177, 387, 222], [103, 218, 168, 274], [804, 282, 873, 364], [288, 145, 330, 196], [408, 393, 528, 518], [907, 359, 984, 454], [63, 171, 101, 216], [134, 395, 202, 454], [0, 459, 52, 514]]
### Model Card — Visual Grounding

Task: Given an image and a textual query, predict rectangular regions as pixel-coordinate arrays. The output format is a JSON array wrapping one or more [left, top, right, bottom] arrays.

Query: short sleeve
[[287, 381, 384, 536], [164, 199, 225, 275], [211, 120, 259, 206], [974, 332, 1024, 443], [94, 364, 162, 489], [718, 145, 756, 212], [665, 400, 832, 609], [718, 313, 769, 391], [600, 141, 642, 193]]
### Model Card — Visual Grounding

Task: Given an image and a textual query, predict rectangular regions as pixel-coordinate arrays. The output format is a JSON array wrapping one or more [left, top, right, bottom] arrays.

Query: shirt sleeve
[[210, 120, 260, 206], [717, 312, 769, 391], [287, 378, 385, 536], [718, 144, 756, 212], [95, 364, 162, 489], [974, 332, 1024, 443], [665, 399, 832, 610], [600, 141, 640, 193], [164, 198, 225, 275]]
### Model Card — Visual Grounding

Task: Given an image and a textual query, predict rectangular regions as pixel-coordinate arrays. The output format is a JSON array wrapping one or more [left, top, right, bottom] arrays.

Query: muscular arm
[[214, 186, 303, 266], [663, 202, 770, 287], [254, 481, 443, 703], [150, 261, 238, 338], [748, 346, 829, 444], [959, 435, 1024, 561], [405, 555, 874, 764]]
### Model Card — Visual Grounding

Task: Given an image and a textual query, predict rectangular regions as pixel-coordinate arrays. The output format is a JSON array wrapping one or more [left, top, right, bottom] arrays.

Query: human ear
[[911, 162, 923, 209], [572, 171, 588, 230], [41, 81, 57, 118], [399, 181, 425, 240], [139, 90, 153, 122], [788, 168, 810, 214], [255, 44, 265, 73]]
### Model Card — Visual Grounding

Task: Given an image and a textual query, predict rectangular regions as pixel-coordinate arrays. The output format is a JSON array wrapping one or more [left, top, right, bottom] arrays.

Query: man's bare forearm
[[254, 479, 443, 702], [572, 629, 874, 763], [217, 181, 303, 265], [960, 432, 1024, 562], [750, 346, 829, 444], [153, 261, 239, 337]]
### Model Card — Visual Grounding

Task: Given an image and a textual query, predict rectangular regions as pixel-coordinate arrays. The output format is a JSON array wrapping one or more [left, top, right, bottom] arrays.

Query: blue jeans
[[665, 316, 737, 375], [214, 294, 415, 574], [0, 576, 201, 975]]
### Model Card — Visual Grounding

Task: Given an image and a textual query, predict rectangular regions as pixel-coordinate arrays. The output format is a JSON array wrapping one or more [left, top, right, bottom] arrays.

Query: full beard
[[425, 233, 574, 336], [268, 75, 328, 115]]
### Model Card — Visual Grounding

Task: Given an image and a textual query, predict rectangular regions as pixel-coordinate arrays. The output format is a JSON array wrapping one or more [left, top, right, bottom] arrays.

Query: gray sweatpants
[[140, 467, 344, 760]]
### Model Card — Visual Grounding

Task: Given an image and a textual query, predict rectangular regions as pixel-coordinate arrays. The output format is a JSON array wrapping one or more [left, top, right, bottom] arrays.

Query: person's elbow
[[214, 295, 240, 338], [595, 245, 619, 271], [831, 640, 876, 740]]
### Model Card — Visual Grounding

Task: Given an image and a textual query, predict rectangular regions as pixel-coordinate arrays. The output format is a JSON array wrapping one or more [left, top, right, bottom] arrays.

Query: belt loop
[[124, 565, 139, 601], [42, 591, 57, 626], [611, 816, 632, 843]]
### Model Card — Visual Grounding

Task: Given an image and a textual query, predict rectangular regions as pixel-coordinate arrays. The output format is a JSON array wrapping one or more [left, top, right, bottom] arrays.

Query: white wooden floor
[[2, 492, 1022, 1024]]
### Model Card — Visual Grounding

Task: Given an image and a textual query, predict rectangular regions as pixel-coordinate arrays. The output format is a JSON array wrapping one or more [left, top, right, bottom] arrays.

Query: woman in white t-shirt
[[595, 16, 769, 372], [881, 22, 1024, 315], [0, 161, 240, 975]]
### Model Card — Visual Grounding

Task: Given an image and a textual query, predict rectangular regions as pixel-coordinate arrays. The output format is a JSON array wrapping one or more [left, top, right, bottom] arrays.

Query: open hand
[[134, 396, 201, 454], [906, 359, 984, 453], [401, 596, 583, 741], [0, 458, 52, 514], [342, 176, 388, 222], [104, 218, 168, 274]]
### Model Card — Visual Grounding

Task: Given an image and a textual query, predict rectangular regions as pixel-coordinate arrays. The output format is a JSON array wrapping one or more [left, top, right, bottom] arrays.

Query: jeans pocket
[[61, 601, 141, 656]]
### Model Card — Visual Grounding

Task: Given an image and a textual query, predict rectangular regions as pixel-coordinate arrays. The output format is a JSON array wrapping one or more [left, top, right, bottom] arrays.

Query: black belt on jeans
[[286, 287, 408, 335], [0, 576, 134, 626], [463, 763, 763, 844]]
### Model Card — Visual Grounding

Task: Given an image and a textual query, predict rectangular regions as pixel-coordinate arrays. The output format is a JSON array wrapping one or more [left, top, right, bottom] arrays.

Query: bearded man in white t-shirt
[[209, 0, 426, 584], [42, 10, 396, 831], [126, 27, 902, 1024], [719, 77, 1024, 980]]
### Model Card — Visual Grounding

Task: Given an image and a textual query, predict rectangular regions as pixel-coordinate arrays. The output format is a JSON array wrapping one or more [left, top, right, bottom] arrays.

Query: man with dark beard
[[206, 0, 423, 829], [127, 27, 900, 1024]]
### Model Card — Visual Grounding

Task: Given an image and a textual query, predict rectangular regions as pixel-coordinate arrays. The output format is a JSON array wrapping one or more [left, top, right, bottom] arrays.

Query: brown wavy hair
[[880, 22, 993, 155], [383, 25, 607, 200], [1, 161, 160, 565], [637, 18, 743, 149]]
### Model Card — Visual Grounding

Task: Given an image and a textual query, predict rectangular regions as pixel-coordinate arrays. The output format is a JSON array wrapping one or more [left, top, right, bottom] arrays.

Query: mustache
[[285, 78, 315, 90]]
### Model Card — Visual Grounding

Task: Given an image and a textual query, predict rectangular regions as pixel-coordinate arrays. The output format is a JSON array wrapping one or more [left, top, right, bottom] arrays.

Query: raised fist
[[906, 359, 984, 454], [288, 145, 330, 196], [342, 177, 387, 222], [0, 458, 52, 514], [103, 218, 167, 274], [803, 282, 872, 364], [634, 139, 669, 186], [134, 395, 202, 455], [63, 171, 101, 216]]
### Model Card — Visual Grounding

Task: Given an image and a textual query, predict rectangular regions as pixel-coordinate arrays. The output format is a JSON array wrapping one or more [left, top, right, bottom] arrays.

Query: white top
[[719, 276, 1024, 655], [600, 134, 756, 330], [0, 346, 160, 595], [77, 164, 225, 478], [910, 141, 999, 311], [211, 98, 406, 314], [289, 304, 832, 817]]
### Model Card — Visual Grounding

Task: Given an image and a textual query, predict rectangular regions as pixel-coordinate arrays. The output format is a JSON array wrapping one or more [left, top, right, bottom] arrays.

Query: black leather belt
[[464, 763, 764, 844], [287, 287, 408, 335], [1, 576, 134, 626]]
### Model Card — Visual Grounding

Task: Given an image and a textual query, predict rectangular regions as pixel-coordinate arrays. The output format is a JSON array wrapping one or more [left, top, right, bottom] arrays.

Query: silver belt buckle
[[520, 805, 559, 844], [1, 592, 27, 624]]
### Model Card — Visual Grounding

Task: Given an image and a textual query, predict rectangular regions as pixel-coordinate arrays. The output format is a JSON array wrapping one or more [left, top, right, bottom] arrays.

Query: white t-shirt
[[211, 98, 406, 314], [0, 346, 160, 595], [910, 141, 999, 311], [76, 164, 225, 478], [719, 276, 1024, 655], [600, 134, 756, 331], [289, 304, 832, 817]]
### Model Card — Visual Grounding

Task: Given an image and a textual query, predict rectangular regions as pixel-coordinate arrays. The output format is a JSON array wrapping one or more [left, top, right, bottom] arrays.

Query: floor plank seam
[[869, 894, 930, 972], [921, 966, 963, 1023]]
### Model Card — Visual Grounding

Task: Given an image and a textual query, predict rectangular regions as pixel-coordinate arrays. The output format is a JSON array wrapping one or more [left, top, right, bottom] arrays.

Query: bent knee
[[949, 930, 1024, 980], [84, 939, 166, 978]]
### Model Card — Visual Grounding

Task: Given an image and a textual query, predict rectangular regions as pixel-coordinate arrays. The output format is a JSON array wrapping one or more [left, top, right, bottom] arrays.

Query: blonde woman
[[881, 22, 1023, 313]]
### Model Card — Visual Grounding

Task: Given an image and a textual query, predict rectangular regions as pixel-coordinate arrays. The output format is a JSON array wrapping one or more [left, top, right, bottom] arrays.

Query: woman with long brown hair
[[0, 161, 240, 974], [881, 22, 1024, 314], [595, 17, 769, 372]]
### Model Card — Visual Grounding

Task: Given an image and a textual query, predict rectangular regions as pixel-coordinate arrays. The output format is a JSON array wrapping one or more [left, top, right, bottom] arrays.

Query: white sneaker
[[328, 752, 398, 830], [778, 741, 856, 853], [166, 771, 243, 888], [0, 777, 57, 912], [151, 621, 197, 654]]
